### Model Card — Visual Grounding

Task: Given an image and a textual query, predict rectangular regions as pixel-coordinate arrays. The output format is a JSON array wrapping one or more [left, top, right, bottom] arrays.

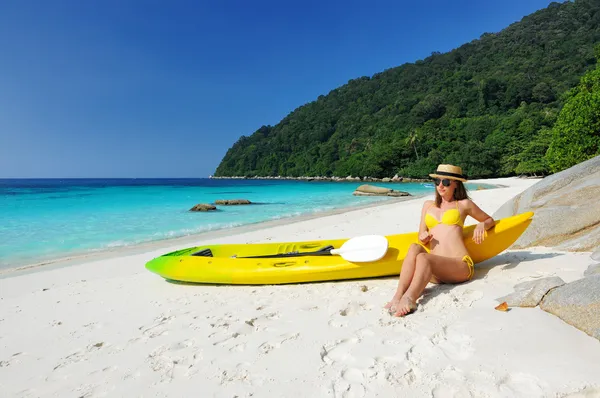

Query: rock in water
[[496, 276, 565, 307], [353, 184, 410, 197], [540, 274, 600, 341], [493, 155, 600, 251], [190, 204, 217, 211], [215, 199, 252, 205], [354, 184, 392, 194]]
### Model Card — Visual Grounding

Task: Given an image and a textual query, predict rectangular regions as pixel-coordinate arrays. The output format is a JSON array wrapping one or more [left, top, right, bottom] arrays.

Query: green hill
[[214, 0, 600, 179]]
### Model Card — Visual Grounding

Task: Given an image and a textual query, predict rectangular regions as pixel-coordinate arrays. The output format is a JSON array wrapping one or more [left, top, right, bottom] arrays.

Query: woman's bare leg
[[394, 253, 471, 316], [385, 244, 426, 313]]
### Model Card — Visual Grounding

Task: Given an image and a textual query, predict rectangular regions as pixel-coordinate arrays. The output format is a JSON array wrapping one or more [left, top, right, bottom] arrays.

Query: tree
[[213, 0, 600, 178], [405, 129, 420, 160], [545, 65, 600, 172]]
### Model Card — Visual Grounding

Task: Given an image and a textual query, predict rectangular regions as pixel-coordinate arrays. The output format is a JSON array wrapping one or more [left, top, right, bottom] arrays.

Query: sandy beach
[[1, 177, 599, 397]]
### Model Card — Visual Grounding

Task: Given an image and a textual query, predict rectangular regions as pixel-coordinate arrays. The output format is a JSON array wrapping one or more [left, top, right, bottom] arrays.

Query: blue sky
[[0, 0, 554, 178]]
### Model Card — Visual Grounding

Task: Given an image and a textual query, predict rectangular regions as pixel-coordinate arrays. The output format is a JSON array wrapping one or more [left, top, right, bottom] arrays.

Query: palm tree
[[405, 129, 420, 160]]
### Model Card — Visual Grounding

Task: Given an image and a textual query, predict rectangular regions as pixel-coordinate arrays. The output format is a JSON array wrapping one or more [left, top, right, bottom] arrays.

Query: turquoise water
[[0, 178, 489, 270]]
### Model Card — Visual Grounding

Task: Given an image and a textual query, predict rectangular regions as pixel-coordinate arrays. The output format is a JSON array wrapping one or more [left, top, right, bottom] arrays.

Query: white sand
[[1, 177, 599, 397]]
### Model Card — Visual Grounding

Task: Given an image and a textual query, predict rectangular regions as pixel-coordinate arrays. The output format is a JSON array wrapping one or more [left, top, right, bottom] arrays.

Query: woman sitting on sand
[[385, 164, 495, 317]]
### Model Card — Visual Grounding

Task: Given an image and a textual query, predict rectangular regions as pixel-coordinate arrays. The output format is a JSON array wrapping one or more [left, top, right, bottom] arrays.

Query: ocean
[[0, 178, 489, 270]]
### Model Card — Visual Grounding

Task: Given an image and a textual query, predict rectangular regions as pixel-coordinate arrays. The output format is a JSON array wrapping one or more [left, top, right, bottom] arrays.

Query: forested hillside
[[215, 0, 600, 179]]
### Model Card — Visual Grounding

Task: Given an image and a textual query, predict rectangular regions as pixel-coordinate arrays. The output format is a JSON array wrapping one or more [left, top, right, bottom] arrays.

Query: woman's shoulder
[[457, 198, 475, 208], [423, 200, 435, 208], [422, 200, 435, 212]]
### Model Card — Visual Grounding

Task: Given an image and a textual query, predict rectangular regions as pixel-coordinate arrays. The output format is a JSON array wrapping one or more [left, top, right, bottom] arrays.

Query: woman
[[385, 164, 495, 317]]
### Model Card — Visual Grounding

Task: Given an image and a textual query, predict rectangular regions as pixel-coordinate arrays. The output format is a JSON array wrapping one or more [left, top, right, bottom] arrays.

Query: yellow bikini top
[[425, 201, 464, 229]]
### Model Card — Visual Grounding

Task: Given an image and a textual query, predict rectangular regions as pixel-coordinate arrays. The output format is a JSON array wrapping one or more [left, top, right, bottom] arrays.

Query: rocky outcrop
[[540, 274, 600, 341], [592, 247, 600, 262], [496, 271, 600, 341], [584, 264, 600, 277], [496, 277, 565, 307], [215, 199, 252, 205], [209, 175, 429, 182], [353, 184, 411, 197], [493, 155, 600, 251], [190, 204, 217, 211]]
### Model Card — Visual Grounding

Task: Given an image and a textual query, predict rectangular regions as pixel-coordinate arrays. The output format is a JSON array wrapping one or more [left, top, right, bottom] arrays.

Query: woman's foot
[[384, 297, 402, 314], [393, 295, 417, 317]]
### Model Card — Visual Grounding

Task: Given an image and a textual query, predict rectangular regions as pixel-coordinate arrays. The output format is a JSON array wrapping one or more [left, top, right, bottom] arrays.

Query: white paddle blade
[[330, 235, 389, 262]]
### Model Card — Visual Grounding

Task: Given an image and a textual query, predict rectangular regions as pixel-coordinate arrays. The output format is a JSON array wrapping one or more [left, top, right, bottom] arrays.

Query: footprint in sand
[[323, 330, 415, 390], [146, 339, 203, 383], [329, 318, 349, 328], [211, 311, 282, 349], [497, 373, 547, 397], [432, 368, 548, 398], [258, 332, 300, 354], [431, 366, 472, 397], [0, 352, 24, 368], [328, 378, 367, 398], [166, 296, 191, 306], [229, 343, 247, 352], [405, 325, 474, 368], [329, 302, 370, 328], [405, 336, 436, 365], [432, 383, 474, 398], [320, 337, 360, 365], [430, 326, 474, 361], [52, 342, 107, 371], [131, 314, 174, 343], [245, 312, 280, 331], [219, 363, 266, 387], [339, 302, 370, 317], [423, 288, 484, 314]]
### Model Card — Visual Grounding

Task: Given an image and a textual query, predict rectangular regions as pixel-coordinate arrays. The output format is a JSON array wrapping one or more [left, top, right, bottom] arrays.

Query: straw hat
[[429, 164, 467, 182]]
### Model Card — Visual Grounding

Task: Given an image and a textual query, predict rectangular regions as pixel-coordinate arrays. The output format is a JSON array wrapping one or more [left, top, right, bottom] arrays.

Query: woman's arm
[[466, 200, 495, 229], [465, 200, 495, 244], [418, 201, 433, 243]]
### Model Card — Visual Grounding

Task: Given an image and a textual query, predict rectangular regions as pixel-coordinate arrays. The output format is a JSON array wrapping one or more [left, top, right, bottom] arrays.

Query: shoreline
[[0, 194, 420, 279], [2, 175, 600, 397], [1, 178, 506, 278], [209, 175, 431, 182]]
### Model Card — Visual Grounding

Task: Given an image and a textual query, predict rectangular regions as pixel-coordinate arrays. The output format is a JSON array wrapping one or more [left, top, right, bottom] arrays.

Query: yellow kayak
[[145, 211, 534, 285]]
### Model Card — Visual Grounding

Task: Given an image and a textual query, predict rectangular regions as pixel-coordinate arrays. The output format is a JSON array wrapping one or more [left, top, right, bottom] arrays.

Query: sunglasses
[[432, 178, 452, 187]]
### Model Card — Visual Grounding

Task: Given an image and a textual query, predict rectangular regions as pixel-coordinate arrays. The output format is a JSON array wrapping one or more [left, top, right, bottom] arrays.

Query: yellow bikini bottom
[[416, 243, 474, 281], [463, 254, 475, 280]]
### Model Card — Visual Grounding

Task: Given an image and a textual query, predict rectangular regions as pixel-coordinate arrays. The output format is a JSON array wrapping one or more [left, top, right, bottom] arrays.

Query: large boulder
[[493, 155, 600, 251], [215, 199, 252, 205], [540, 274, 600, 341], [584, 264, 600, 277], [353, 184, 411, 197], [496, 276, 565, 307], [592, 247, 600, 262]]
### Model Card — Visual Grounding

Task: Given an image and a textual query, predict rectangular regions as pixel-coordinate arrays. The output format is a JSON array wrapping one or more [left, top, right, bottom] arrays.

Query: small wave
[[105, 240, 129, 248], [269, 212, 303, 220], [147, 223, 246, 239], [209, 191, 254, 194]]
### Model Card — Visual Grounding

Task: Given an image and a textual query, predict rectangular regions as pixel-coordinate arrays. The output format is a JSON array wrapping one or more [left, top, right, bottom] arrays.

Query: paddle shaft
[[240, 247, 334, 259]]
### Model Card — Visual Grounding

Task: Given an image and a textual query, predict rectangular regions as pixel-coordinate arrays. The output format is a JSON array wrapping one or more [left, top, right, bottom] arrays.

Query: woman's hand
[[418, 230, 432, 244], [473, 222, 487, 244]]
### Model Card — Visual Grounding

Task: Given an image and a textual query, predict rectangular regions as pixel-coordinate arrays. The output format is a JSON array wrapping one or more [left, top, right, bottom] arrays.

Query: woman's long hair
[[435, 181, 470, 207]]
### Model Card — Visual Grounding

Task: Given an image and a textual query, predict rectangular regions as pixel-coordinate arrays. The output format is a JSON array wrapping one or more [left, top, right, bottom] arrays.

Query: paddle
[[240, 235, 389, 263]]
